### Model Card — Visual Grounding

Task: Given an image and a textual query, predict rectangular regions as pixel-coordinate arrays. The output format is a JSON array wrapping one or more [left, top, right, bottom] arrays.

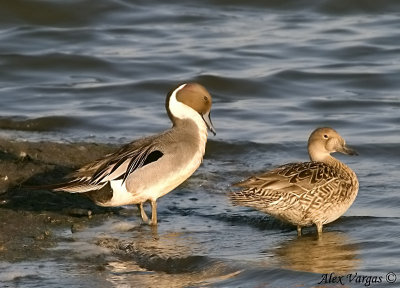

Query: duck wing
[[231, 162, 349, 212], [40, 135, 165, 193]]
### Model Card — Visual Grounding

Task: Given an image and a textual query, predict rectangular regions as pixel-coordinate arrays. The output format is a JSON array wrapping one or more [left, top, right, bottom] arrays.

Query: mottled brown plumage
[[231, 127, 359, 237]]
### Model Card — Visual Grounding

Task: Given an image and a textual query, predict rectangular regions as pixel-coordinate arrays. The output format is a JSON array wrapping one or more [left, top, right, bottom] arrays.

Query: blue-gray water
[[1, 0, 400, 287]]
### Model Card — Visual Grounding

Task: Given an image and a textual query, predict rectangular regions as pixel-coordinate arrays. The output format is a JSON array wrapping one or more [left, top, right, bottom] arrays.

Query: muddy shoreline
[[0, 138, 119, 262]]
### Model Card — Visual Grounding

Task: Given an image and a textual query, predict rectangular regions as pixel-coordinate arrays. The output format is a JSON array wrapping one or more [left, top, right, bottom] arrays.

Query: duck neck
[[317, 155, 358, 184], [173, 117, 208, 136], [172, 117, 208, 156], [310, 151, 344, 168], [322, 155, 342, 168], [172, 114, 208, 138]]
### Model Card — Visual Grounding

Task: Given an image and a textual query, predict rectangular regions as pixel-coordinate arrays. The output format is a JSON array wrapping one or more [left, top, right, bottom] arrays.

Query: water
[[1, 0, 400, 287]]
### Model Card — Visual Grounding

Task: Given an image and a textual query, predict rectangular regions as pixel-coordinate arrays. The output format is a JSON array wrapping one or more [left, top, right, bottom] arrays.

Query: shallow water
[[1, 0, 400, 287]]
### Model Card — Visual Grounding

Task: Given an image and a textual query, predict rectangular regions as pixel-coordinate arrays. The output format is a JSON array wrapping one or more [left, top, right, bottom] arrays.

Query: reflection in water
[[106, 260, 240, 288], [98, 225, 240, 287], [275, 232, 360, 274]]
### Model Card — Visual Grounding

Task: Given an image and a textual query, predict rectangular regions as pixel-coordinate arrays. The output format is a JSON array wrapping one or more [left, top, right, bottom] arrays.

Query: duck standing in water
[[41, 83, 216, 226], [231, 127, 358, 237]]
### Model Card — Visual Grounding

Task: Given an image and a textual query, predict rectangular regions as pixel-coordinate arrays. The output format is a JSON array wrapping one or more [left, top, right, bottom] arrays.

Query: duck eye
[[323, 134, 328, 139]]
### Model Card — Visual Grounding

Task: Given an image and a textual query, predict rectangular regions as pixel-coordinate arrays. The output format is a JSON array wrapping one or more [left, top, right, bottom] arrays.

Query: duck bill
[[202, 111, 216, 136], [337, 144, 358, 156]]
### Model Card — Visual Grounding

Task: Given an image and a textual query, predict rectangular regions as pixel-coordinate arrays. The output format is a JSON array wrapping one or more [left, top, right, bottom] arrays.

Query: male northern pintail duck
[[44, 83, 216, 225], [231, 127, 359, 237]]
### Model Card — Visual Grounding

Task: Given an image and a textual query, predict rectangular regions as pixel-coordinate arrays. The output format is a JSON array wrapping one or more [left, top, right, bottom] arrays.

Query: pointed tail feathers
[[24, 181, 104, 193]]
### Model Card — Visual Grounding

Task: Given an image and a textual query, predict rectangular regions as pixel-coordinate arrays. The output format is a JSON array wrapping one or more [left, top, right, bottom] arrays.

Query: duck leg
[[137, 202, 149, 223], [316, 222, 323, 237], [150, 200, 158, 226], [297, 225, 302, 236]]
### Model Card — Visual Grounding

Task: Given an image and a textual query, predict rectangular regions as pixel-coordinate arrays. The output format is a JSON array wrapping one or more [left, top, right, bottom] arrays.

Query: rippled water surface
[[1, 0, 400, 287]]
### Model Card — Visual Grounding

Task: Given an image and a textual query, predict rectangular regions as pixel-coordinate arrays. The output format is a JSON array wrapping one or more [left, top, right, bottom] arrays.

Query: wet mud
[[0, 138, 117, 262]]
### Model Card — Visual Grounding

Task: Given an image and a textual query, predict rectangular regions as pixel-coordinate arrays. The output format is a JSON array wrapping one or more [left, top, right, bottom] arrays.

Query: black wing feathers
[[90, 144, 164, 185], [122, 147, 163, 184]]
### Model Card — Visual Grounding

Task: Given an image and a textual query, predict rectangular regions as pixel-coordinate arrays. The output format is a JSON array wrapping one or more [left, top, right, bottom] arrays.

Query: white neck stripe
[[168, 84, 208, 133]]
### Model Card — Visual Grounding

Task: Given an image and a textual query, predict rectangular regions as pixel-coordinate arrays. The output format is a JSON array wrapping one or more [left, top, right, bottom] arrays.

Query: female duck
[[231, 127, 359, 237]]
